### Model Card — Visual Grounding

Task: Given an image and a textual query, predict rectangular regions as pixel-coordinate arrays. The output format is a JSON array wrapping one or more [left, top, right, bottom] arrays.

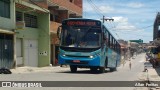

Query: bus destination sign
[[64, 20, 101, 26]]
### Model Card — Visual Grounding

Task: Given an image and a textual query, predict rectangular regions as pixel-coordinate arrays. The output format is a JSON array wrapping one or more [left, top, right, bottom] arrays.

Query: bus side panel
[[107, 48, 117, 68], [116, 54, 121, 67]]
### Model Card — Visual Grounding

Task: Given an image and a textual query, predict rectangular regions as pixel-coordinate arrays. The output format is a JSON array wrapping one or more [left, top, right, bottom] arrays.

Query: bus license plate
[[73, 60, 80, 63]]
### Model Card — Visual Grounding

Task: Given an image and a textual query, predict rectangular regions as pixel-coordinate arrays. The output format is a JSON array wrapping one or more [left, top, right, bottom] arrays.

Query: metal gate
[[0, 33, 14, 69]]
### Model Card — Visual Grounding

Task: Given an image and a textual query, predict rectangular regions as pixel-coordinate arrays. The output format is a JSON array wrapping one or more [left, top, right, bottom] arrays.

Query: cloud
[[112, 16, 137, 31], [83, 2, 93, 12], [83, 1, 114, 14], [99, 6, 114, 14], [127, 2, 144, 8]]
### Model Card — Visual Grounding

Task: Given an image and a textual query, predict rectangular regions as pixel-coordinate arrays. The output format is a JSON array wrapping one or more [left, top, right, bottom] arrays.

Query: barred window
[[0, 0, 10, 18], [24, 14, 37, 28], [16, 11, 23, 21]]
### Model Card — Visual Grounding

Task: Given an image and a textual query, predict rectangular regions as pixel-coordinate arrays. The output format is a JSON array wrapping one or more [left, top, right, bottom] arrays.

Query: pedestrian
[[123, 60, 125, 67], [129, 60, 131, 70], [145, 53, 149, 61]]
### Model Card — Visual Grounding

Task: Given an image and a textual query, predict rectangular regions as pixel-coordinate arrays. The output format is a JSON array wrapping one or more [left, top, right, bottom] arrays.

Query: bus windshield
[[61, 26, 101, 48]]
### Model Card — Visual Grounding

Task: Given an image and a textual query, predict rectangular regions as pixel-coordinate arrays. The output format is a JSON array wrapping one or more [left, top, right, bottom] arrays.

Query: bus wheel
[[90, 67, 98, 72], [110, 67, 117, 72], [99, 67, 105, 73], [70, 65, 77, 73]]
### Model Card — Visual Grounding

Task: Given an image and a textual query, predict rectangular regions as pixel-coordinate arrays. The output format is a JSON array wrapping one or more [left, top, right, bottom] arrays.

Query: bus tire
[[70, 65, 77, 73], [99, 67, 105, 73], [90, 67, 98, 72], [110, 67, 117, 72]]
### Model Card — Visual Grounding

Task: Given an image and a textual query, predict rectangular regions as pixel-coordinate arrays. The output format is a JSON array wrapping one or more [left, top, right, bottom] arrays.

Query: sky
[[83, 0, 160, 43]]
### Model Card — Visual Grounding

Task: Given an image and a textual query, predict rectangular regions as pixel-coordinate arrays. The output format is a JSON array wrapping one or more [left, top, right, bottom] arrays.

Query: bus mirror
[[57, 26, 62, 39]]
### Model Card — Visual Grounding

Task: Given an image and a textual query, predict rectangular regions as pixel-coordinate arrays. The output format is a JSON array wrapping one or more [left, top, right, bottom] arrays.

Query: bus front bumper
[[58, 55, 101, 66]]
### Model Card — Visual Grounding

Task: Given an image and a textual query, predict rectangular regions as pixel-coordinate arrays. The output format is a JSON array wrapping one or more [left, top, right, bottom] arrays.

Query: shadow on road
[[55, 69, 113, 74], [154, 67, 160, 76]]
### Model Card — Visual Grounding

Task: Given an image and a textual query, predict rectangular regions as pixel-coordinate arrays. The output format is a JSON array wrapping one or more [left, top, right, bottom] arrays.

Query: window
[[110, 35, 112, 48], [16, 11, 23, 21], [0, 0, 10, 18], [113, 39, 115, 50], [108, 33, 110, 47], [24, 14, 37, 28], [50, 14, 53, 21]]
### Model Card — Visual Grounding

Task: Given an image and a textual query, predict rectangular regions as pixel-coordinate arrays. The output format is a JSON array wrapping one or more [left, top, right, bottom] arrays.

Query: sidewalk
[[147, 67, 160, 90], [139, 62, 160, 90], [10, 66, 69, 74]]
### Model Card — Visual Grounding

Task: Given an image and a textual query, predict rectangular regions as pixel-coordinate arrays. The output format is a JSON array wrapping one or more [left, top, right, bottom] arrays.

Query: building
[[15, 0, 50, 67], [47, 0, 82, 66], [118, 39, 128, 63], [0, 0, 15, 68], [153, 12, 160, 45], [0, 0, 50, 68], [129, 39, 143, 44], [30, 0, 82, 66], [0, 0, 82, 68]]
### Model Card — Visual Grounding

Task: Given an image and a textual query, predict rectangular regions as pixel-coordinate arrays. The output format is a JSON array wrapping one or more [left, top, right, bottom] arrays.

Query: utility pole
[[103, 16, 105, 23], [102, 16, 114, 23]]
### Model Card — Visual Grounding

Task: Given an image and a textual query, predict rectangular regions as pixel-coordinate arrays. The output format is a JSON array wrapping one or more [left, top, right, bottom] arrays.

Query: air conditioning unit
[[16, 21, 25, 30]]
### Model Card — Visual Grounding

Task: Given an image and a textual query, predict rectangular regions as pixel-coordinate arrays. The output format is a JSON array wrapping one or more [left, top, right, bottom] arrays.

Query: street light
[[102, 16, 114, 23]]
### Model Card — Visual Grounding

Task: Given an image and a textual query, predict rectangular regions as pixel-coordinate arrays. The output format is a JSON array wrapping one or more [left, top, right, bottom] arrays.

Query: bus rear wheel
[[99, 67, 105, 73], [70, 65, 77, 73]]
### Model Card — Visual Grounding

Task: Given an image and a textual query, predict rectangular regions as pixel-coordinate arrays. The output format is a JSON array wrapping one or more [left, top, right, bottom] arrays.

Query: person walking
[[129, 60, 131, 70]]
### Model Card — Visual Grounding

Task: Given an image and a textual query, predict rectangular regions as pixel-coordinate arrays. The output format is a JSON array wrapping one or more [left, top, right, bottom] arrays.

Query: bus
[[57, 18, 121, 73]]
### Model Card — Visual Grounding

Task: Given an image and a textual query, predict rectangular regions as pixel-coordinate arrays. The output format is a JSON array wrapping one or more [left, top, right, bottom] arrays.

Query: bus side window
[[110, 35, 113, 49], [106, 31, 109, 46], [108, 34, 110, 48]]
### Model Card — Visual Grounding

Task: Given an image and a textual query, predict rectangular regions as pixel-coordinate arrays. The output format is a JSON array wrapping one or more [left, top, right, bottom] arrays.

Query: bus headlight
[[89, 56, 93, 58], [62, 54, 66, 57]]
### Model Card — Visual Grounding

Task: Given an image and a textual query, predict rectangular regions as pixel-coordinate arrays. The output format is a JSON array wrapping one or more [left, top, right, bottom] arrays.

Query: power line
[[86, 0, 102, 17], [87, 0, 119, 39], [137, 25, 153, 30], [114, 30, 152, 37], [112, 25, 153, 31], [90, 0, 117, 29], [88, 0, 104, 16]]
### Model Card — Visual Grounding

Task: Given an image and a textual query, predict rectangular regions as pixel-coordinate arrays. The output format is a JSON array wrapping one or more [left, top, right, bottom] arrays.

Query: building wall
[[23, 0, 48, 9], [38, 14, 50, 67], [0, 0, 15, 30], [15, 1, 50, 67], [74, 0, 82, 8], [49, 0, 82, 65], [0, 0, 15, 68]]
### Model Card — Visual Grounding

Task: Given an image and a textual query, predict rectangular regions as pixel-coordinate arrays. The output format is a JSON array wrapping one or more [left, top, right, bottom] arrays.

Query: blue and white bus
[[57, 18, 121, 73]]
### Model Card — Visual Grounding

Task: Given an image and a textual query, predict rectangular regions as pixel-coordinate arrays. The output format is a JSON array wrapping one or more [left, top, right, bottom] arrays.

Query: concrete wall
[[0, 0, 15, 30], [15, 1, 50, 67], [38, 13, 50, 67]]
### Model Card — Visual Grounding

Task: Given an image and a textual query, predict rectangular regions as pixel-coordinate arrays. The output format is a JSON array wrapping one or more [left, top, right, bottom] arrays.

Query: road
[[0, 53, 147, 90]]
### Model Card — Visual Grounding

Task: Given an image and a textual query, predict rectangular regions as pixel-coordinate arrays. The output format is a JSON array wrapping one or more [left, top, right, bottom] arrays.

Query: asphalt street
[[0, 53, 147, 90]]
